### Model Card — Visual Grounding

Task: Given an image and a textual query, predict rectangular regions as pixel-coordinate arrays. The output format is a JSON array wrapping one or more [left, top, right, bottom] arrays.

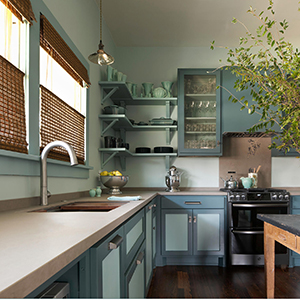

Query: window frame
[[0, 0, 92, 178]]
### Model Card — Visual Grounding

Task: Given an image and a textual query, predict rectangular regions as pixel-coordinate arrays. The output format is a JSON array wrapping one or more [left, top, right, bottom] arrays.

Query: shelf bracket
[[166, 101, 171, 118], [101, 119, 118, 136], [100, 151, 118, 168], [165, 155, 176, 170], [119, 156, 126, 171], [166, 128, 170, 145], [120, 128, 126, 142], [101, 87, 119, 104]]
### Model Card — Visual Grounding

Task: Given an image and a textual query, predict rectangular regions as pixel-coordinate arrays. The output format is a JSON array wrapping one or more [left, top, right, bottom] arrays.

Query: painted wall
[[0, 0, 115, 201], [112, 46, 300, 188]]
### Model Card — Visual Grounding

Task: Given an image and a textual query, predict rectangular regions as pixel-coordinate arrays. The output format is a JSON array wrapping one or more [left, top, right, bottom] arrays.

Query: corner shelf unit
[[99, 82, 178, 170]]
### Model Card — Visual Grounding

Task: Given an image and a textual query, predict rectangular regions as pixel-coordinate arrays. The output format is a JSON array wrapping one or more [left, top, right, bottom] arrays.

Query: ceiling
[[96, 0, 300, 48]]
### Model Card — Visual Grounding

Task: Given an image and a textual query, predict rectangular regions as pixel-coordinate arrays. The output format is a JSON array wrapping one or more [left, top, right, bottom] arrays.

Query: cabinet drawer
[[124, 209, 145, 271], [161, 195, 225, 209]]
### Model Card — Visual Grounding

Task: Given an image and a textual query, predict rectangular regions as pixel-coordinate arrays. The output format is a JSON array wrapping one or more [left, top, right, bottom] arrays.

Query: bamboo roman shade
[[0, 55, 28, 154], [0, 0, 36, 24], [40, 14, 91, 87], [40, 86, 85, 165]]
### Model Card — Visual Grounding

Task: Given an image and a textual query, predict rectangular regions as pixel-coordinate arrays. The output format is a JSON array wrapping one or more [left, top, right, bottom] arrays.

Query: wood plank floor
[[147, 265, 300, 298]]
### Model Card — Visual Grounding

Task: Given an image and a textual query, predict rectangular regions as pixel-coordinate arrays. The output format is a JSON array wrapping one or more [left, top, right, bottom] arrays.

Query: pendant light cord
[[100, 0, 103, 42]]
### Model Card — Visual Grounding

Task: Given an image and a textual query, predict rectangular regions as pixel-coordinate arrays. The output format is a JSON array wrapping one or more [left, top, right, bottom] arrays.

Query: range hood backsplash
[[223, 132, 275, 138]]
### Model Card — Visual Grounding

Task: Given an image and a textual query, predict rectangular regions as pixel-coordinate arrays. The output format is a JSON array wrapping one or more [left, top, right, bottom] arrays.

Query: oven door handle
[[232, 203, 289, 208], [231, 229, 264, 235]]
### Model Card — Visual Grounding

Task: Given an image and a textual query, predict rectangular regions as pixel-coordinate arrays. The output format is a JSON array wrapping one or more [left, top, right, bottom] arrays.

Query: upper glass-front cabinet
[[178, 69, 222, 156]]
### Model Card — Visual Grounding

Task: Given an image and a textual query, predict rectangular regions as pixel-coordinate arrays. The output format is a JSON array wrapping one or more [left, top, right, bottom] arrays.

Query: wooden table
[[257, 214, 300, 298]]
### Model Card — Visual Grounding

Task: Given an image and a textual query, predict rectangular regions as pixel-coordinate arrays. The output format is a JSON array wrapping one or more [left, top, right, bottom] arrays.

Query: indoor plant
[[211, 0, 300, 154]]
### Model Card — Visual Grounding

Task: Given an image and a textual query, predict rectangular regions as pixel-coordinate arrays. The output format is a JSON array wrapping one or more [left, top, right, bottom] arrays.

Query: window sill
[[0, 150, 93, 178]]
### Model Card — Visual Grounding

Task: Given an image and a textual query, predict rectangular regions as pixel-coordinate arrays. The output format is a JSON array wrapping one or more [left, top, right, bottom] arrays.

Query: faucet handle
[[47, 190, 51, 198]]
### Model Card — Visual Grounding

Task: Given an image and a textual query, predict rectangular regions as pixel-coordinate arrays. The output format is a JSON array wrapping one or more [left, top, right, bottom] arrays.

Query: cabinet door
[[90, 227, 124, 298], [193, 209, 224, 255], [145, 203, 153, 290], [162, 209, 192, 255], [125, 243, 145, 299], [178, 68, 222, 156]]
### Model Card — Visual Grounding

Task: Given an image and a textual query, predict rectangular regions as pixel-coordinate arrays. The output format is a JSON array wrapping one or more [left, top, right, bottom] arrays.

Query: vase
[[142, 82, 153, 98], [132, 83, 137, 97], [126, 82, 133, 94], [161, 81, 174, 97], [96, 186, 102, 197], [89, 189, 96, 197], [107, 65, 113, 81]]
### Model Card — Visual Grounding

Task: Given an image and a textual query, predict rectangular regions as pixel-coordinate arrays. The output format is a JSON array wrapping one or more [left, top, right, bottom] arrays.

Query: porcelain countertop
[[0, 188, 226, 298]]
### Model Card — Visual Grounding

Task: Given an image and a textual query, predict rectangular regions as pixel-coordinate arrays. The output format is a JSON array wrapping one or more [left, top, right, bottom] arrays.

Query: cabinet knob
[[193, 216, 197, 223], [149, 204, 154, 210], [188, 216, 192, 223]]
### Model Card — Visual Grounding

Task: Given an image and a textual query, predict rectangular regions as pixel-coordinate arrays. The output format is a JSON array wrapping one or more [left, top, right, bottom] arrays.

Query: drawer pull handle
[[193, 216, 197, 223], [108, 234, 123, 250], [149, 205, 154, 210], [136, 251, 144, 265], [188, 216, 192, 223], [185, 201, 202, 205], [153, 204, 157, 208]]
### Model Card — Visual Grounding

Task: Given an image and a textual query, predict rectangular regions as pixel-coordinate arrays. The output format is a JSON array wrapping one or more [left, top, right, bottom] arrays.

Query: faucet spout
[[40, 141, 78, 206]]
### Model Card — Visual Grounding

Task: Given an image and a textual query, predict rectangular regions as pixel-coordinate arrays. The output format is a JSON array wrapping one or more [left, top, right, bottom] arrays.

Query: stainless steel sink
[[30, 201, 128, 212]]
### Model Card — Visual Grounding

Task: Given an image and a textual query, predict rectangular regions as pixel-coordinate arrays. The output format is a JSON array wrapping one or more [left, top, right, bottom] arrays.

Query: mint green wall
[[112, 46, 298, 188], [0, 0, 115, 201]]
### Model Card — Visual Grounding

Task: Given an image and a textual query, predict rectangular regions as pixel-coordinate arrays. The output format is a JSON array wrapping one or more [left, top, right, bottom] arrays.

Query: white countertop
[[0, 189, 226, 298]]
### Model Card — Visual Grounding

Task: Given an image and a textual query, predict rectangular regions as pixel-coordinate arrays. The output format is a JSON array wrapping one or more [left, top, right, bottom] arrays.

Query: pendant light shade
[[88, 0, 114, 66]]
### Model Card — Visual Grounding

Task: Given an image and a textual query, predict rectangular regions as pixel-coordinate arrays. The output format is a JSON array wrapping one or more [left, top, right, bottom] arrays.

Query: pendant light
[[88, 0, 114, 65]]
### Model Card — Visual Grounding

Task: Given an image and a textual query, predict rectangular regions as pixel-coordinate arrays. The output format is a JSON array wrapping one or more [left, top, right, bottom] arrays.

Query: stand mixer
[[165, 166, 181, 192]]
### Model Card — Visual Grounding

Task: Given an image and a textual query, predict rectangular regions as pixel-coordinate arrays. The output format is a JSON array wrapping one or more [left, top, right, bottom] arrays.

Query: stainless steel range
[[223, 188, 290, 266]]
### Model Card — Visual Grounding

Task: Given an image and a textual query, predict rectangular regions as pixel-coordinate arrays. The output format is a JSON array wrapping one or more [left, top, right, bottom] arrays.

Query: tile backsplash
[[219, 136, 272, 188]]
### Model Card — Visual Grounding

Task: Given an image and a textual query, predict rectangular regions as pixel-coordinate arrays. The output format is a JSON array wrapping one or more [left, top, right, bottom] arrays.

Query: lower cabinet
[[160, 195, 226, 266], [290, 196, 300, 267], [90, 226, 124, 298], [125, 241, 146, 298]]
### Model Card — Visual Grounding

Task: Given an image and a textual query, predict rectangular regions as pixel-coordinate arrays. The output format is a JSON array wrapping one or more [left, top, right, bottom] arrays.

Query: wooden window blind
[[40, 85, 85, 165], [0, 55, 28, 154], [40, 14, 91, 87], [0, 0, 36, 24]]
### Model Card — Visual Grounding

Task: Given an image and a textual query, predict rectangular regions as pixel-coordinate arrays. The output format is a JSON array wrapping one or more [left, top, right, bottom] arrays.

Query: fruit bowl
[[100, 175, 129, 194]]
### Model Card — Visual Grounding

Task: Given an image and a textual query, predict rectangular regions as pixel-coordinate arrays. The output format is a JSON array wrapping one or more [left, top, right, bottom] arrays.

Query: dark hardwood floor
[[147, 265, 300, 298]]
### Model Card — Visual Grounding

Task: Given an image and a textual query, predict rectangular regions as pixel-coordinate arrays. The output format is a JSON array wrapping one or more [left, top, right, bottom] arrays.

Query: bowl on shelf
[[154, 146, 173, 153], [99, 175, 129, 194], [103, 105, 126, 115]]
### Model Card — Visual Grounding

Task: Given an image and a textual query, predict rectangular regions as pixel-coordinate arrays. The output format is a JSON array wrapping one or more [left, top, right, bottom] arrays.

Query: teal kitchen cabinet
[[123, 208, 146, 298], [289, 196, 300, 267], [26, 251, 90, 298], [90, 226, 125, 298], [160, 195, 226, 266], [177, 69, 222, 156], [145, 200, 157, 292], [124, 241, 146, 298]]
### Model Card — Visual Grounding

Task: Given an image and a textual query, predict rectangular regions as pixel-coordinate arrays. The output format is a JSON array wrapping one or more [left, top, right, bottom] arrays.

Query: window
[[39, 14, 90, 165], [0, 0, 33, 154]]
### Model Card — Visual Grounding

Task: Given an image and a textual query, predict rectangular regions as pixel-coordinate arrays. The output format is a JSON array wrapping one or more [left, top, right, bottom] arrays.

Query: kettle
[[165, 166, 181, 192], [220, 171, 238, 190]]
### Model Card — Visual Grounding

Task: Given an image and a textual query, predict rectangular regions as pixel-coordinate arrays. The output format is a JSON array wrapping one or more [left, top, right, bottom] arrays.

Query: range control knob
[[278, 194, 283, 200], [284, 194, 290, 200], [229, 195, 235, 200], [272, 194, 277, 200], [241, 194, 246, 200]]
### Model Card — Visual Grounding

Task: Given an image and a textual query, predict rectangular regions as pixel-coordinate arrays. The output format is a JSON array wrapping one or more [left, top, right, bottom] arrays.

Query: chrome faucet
[[40, 141, 78, 206]]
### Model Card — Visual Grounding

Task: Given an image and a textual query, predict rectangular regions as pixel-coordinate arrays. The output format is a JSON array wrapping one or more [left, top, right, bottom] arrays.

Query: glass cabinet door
[[178, 69, 222, 156]]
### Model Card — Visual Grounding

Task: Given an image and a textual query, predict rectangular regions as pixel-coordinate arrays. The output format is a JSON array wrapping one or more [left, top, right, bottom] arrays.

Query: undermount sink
[[30, 201, 128, 212]]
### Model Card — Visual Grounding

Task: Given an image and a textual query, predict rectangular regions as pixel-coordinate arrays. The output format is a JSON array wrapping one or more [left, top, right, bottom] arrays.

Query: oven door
[[229, 202, 289, 229], [229, 201, 289, 262]]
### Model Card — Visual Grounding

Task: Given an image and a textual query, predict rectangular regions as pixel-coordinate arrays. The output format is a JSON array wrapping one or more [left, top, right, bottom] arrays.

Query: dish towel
[[107, 196, 141, 201]]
